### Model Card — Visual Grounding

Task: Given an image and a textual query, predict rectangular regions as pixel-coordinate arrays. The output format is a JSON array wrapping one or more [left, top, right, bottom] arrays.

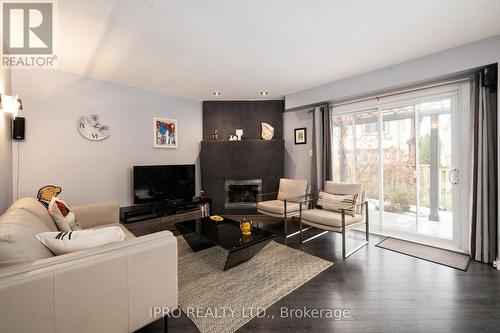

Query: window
[[328, 81, 471, 250]]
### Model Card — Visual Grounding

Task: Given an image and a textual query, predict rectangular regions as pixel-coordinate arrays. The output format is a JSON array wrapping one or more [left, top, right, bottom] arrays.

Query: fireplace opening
[[225, 179, 262, 209]]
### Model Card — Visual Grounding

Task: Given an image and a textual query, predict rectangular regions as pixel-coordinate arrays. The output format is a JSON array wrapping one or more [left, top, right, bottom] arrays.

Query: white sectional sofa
[[0, 198, 178, 333]]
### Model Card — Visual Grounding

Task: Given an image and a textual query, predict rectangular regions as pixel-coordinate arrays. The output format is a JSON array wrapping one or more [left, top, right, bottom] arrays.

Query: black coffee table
[[175, 217, 275, 270]]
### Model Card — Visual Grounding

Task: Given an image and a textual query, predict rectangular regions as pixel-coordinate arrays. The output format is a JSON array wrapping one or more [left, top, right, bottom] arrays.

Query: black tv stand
[[119, 198, 211, 236]]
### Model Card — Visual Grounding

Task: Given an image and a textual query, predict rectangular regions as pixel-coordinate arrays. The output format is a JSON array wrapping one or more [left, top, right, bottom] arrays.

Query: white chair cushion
[[257, 200, 301, 215], [301, 209, 362, 229], [277, 178, 308, 203], [324, 181, 362, 196]]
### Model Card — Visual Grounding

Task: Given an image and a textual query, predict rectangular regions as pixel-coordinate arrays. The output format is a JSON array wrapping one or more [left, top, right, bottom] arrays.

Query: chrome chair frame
[[299, 197, 369, 258]]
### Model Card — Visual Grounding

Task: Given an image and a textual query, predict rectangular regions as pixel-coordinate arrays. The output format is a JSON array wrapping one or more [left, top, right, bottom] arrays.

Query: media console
[[120, 198, 211, 237]]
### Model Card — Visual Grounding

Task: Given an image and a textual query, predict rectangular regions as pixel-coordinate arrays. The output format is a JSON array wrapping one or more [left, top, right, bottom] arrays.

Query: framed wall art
[[154, 117, 177, 148], [294, 127, 306, 145]]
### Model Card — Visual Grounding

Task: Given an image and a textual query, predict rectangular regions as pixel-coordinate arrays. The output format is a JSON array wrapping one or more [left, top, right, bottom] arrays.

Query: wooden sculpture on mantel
[[260, 122, 274, 140]]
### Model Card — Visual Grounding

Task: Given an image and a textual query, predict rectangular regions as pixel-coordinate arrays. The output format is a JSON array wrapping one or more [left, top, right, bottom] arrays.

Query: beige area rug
[[177, 237, 332, 333], [376, 237, 471, 271]]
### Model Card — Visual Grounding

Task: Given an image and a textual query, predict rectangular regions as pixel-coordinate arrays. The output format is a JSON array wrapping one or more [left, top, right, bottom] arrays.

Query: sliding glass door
[[331, 110, 381, 227], [330, 87, 464, 248], [415, 98, 455, 240], [381, 105, 418, 234]]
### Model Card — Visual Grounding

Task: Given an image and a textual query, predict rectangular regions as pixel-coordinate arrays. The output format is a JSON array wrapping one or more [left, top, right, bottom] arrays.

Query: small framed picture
[[294, 127, 307, 145], [154, 117, 177, 148]]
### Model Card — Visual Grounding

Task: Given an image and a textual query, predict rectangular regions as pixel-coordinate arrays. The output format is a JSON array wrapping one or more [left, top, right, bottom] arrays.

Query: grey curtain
[[321, 105, 332, 183], [471, 66, 498, 264], [310, 105, 332, 196], [310, 108, 319, 196]]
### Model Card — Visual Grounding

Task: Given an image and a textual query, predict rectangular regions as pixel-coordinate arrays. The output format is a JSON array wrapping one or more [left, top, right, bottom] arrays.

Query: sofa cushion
[[90, 223, 136, 240], [8, 198, 58, 232], [0, 208, 55, 268], [73, 202, 120, 229]]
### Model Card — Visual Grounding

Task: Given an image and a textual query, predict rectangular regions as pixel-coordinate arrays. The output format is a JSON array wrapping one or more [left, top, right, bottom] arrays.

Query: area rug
[[177, 237, 332, 333], [376, 237, 471, 271]]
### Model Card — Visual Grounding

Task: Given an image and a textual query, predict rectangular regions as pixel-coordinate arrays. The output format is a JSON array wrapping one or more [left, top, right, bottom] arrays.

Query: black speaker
[[12, 117, 25, 140]]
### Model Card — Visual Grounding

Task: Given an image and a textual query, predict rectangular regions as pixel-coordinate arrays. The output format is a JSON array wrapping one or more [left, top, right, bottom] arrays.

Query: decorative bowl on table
[[209, 215, 224, 224]]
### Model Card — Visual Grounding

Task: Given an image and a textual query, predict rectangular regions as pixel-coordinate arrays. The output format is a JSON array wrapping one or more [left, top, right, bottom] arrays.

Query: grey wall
[[284, 108, 323, 185], [11, 70, 202, 206], [0, 68, 12, 213], [284, 109, 312, 180], [286, 35, 500, 110]]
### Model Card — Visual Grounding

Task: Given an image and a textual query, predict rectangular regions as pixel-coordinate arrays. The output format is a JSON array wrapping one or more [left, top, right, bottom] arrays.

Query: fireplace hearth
[[225, 179, 262, 209]]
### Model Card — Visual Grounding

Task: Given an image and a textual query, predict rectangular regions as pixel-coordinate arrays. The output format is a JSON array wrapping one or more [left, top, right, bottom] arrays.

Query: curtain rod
[[330, 76, 474, 109]]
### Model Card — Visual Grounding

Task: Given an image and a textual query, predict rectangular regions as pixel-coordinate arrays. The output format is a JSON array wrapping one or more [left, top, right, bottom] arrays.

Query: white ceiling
[[56, 0, 500, 100]]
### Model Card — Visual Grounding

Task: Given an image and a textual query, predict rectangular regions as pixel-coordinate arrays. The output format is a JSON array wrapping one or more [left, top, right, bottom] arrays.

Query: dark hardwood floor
[[139, 222, 500, 333]]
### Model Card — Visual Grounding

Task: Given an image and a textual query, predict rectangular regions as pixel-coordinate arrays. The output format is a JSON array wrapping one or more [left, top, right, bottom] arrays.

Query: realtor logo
[[2, 1, 56, 67], [3, 2, 53, 54]]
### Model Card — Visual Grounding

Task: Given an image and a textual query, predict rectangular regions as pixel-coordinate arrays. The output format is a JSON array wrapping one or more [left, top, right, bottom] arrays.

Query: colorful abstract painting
[[154, 117, 177, 148]]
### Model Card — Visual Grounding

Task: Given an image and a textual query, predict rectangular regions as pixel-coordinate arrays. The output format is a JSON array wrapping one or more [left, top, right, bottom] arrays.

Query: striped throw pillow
[[317, 192, 358, 217], [35, 227, 126, 255]]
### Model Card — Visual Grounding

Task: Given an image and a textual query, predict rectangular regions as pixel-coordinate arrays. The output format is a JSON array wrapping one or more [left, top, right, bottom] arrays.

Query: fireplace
[[201, 139, 284, 214], [225, 179, 262, 209]]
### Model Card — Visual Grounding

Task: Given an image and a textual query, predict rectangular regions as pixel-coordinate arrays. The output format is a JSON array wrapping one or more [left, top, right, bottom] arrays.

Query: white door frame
[[330, 82, 471, 253]]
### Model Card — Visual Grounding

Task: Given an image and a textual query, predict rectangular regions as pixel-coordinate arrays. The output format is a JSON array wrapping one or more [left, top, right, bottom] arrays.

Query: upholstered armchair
[[257, 178, 309, 239], [299, 181, 369, 258]]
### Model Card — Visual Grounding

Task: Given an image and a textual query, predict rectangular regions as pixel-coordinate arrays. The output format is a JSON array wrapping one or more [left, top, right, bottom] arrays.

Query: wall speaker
[[12, 117, 25, 140]]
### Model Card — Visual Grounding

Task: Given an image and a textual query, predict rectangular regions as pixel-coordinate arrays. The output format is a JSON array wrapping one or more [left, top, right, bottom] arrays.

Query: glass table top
[[175, 217, 275, 251]]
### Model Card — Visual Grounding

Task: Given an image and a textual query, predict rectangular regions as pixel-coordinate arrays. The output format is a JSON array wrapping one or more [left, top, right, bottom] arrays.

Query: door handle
[[449, 169, 459, 185]]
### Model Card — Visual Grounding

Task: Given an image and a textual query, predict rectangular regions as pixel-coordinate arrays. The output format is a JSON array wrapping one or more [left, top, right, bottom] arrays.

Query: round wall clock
[[77, 115, 110, 141]]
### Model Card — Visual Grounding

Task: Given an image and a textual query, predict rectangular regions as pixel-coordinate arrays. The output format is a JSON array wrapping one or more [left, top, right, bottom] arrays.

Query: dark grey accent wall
[[201, 140, 284, 214], [201, 100, 285, 214], [203, 100, 284, 141]]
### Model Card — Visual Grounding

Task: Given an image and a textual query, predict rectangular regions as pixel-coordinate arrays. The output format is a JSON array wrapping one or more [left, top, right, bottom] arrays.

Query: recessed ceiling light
[[213, 91, 221, 96], [260, 91, 269, 96]]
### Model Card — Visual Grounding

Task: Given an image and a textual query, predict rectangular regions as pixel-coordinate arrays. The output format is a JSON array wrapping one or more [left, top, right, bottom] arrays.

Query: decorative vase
[[235, 129, 243, 141], [240, 218, 253, 235]]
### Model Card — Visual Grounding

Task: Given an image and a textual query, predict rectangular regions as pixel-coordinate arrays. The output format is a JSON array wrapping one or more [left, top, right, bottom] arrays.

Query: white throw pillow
[[317, 191, 358, 217], [35, 227, 125, 255], [48, 197, 79, 231]]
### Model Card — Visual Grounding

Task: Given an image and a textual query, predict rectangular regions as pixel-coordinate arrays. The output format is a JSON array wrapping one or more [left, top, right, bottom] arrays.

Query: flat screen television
[[133, 164, 195, 204]]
